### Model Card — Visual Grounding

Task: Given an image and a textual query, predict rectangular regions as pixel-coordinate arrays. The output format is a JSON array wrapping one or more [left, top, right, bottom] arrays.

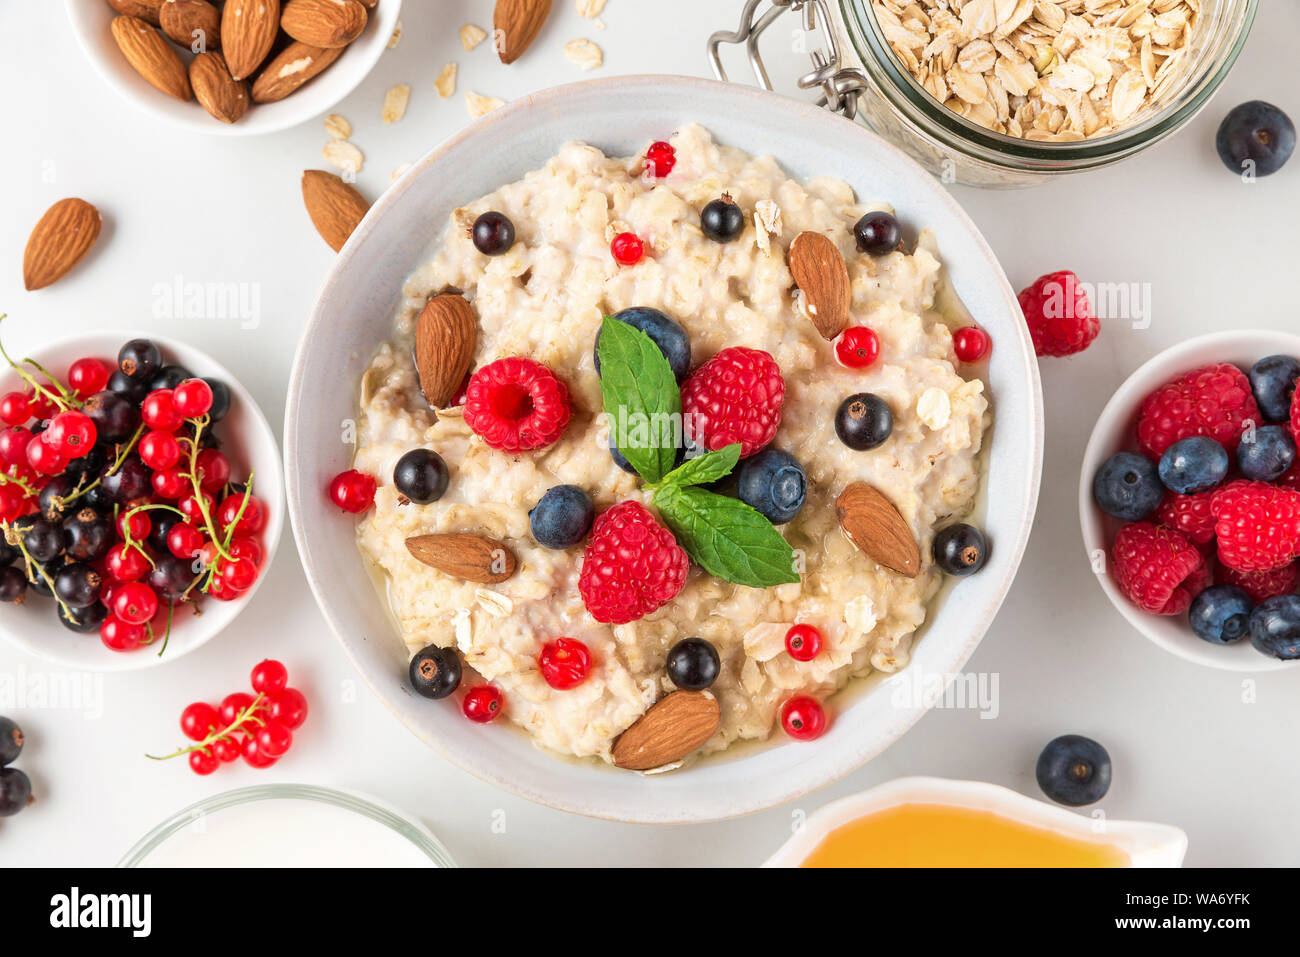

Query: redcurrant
[[45, 410, 97, 457], [100, 615, 145, 652], [835, 327, 881, 369], [151, 466, 187, 499], [166, 522, 206, 561], [256, 722, 293, 759], [644, 140, 676, 177], [189, 749, 219, 776], [112, 582, 158, 626], [538, 638, 592, 690], [610, 232, 644, 266], [0, 484, 24, 523], [179, 490, 216, 525], [219, 692, 255, 726], [953, 326, 991, 363], [267, 688, 308, 730], [211, 736, 241, 763], [784, 623, 823, 661], [463, 685, 503, 723], [0, 392, 31, 427], [141, 389, 183, 431], [218, 493, 266, 536], [105, 543, 150, 582], [68, 358, 110, 397], [227, 536, 263, 567], [139, 430, 182, 470], [241, 734, 277, 768], [195, 448, 230, 491], [26, 437, 67, 475], [250, 659, 288, 694], [0, 427, 34, 466], [327, 470, 375, 514], [780, 696, 827, 741], [219, 555, 257, 593], [173, 379, 214, 418], [180, 702, 220, 741], [117, 509, 151, 542]]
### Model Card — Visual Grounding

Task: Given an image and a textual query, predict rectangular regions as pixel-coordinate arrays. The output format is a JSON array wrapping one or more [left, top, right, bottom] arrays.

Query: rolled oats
[[465, 91, 505, 119], [564, 38, 603, 71], [382, 84, 410, 124], [460, 23, 488, 51], [872, 0, 1198, 140], [435, 62, 457, 99]]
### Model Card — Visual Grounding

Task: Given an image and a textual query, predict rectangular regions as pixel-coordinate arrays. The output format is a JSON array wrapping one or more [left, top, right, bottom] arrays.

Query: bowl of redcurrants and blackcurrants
[[0, 329, 283, 670]]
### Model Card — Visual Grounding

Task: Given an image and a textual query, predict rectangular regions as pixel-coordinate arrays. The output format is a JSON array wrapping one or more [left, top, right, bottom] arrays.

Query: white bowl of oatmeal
[[285, 76, 1043, 822]]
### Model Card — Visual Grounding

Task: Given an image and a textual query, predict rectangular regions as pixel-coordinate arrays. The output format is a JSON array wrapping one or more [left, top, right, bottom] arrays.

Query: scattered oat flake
[[564, 38, 603, 71], [322, 140, 364, 174], [461, 24, 488, 51], [388, 21, 402, 49], [435, 62, 457, 99], [465, 91, 504, 119], [324, 114, 351, 139], [576, 0, 606, 16], [754, 199, 781, 254], [382, 84, 411, 124], [390, 163, 412, 184]]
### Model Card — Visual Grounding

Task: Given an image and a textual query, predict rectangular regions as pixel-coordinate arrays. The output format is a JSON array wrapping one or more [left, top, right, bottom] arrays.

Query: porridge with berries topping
[[350, 124, 990, 768]]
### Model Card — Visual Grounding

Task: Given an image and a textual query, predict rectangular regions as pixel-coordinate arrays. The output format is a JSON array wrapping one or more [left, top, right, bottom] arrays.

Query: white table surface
[[2, 1, 1297, 868]]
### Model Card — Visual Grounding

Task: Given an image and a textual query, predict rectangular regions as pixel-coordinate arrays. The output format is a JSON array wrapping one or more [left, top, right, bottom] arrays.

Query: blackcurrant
[[99, 457, 151, 505], [834, 393, 893, 450], [700, 195, 745, 243], [107, 369, 148, 403], [393, 449, 450, 505], [409, 644, 462, 699], [148, 554, 196, 601], [666, 637, 720, 691], [853, 211, 902, 256], [38, 475, 79, 523], [0, 567, 27, 605], [472, 211, 515, 256], [118, 338, 162, 381], [0, 717, 23, 766], [83, 390, 140, 442], [150, 364, 193, 391], [22, 519, 65, 563], [58, 600, 106, 633], [63, 508, 112, 562], [204, 378, 232, 422], [148, 509, 182, 555], [53, 562, 102, 609], [0, 767, 31, 816], [933, 524, 988, 576]]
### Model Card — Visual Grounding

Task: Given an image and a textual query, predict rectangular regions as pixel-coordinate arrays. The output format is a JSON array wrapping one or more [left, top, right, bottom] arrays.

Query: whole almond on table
[[415, 294, 477, 408], [159, 0, 221, 51], [251, 42, 344, 103], [221, 0, 280, 81], [834, 482, 920, 578], [105, 0, 164, 26], [110, 15, 192, 101], [405, 534, 517, 584], [281, 0, 368, 48], [788, 230, 851, 340], [493, 0, 552, 65], [612, 692, 721, 771], [23, 199, 103, 291], [189, 51, 249, 123], [301, 170, 369, 252]]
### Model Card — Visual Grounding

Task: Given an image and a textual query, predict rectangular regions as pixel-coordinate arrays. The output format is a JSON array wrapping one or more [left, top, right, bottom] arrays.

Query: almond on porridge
[[871, 0, 1199, 141]]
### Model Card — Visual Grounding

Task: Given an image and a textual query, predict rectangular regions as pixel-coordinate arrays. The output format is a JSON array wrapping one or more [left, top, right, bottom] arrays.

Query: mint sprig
[[596, 319, 799, 589]]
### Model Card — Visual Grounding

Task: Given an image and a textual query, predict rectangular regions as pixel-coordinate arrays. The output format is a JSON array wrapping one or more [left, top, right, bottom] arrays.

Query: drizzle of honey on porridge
[[801, 804, 1130, 868]]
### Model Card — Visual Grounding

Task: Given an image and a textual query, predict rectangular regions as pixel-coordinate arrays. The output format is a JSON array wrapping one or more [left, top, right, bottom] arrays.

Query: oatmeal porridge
[[353, 124, 990, 767]]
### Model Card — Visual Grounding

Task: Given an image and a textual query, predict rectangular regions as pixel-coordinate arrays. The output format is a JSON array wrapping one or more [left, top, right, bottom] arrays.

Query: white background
[[1, 1, 1297, 867]]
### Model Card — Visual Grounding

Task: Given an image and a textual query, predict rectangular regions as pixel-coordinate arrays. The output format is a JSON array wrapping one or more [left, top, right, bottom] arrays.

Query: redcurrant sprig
[[146, 692, 267, 763]]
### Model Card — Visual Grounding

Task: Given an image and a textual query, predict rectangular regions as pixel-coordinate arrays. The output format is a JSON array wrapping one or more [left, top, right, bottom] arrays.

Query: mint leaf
[[653, 484, 800, 588], [660, 444, 741, 489], [596, 317, 681, 484]]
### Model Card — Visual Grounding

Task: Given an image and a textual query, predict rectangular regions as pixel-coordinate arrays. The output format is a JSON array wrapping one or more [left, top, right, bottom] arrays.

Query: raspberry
[[463, 357, 571, 452], [1291, 387, 1300, 447], [1135, 363, 1261, 458], [578, 501, 688, 624], [681, 347, 784, 458], [1112, 522, 1206, 615], [1154, 490, 1216, 546], [1017, 270, 1098, 357], [1222, 562, 1299, 603], [1210, 479, 1300, 572]]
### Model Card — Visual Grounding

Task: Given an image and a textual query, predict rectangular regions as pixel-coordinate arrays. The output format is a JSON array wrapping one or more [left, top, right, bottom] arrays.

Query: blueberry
[[834, 393, 893, 450], [58, 600, 105, 634], [53, 562, 102, 609], [1189, 585, 1253, 645], [1035, 734, 1112, 807], [852, 211, 902, 256], [409, 644, 462, 699], [0, 767, 31, 817], [736, 449, 806, 525], [1249, 595, 1300, 660], [594, 307, 692, 383], [1216, 101, 1295, 178], [529, 485, 595, 549], [0, 717, 22, 766], [933, 524, 988, 576], [700, 195, 745, 243], [666, 637, 720, 691], [472, 211, 515, 256], [1158, 436, 1229, 494], [1092, 451, 1163, 521], [1236, 425, 1296, 482], [393, 449, 450, 505], [0, 567, 26, 605], [1248, 355, 1300, 422], [117, 338, 162, 381]]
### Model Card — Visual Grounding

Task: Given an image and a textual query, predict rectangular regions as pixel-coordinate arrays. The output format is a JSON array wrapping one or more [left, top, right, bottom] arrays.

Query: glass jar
[[709, 0, 1259, 188]]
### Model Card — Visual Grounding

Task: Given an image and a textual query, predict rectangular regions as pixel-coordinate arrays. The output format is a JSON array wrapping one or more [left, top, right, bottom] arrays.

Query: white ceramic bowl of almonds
[[285, 77, 1043, 823], [66, 0, 401, 136]]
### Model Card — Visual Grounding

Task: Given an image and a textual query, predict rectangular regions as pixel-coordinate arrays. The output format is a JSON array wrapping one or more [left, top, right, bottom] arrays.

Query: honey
[[801, 803, 1131, 868]]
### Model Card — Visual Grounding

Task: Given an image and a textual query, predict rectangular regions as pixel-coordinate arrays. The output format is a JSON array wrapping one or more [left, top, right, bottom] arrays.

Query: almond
[[159, 0, 221, 50], [22, 199, 103, 291], [405, 534, 517, 584], [301, 170, 369, 252], [788, 230, 851, 340], [222, 0, 280, 81], [189, 52, 249, 123], [415, 294, 477, 409], [493, 0, 552, 65], [281, 0, 368, 48], [612, 692, 720, 771], [106, 0, 164, 26], [110, 15, 192, 101], [834, 482, 920, 578], [251, 41, 344, 102]]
